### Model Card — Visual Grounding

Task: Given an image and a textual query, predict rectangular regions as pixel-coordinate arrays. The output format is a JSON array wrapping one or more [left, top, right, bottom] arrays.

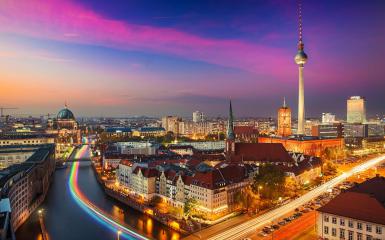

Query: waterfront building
[[192, 111, 205, 123], [46, 105, 81, 157], [347, 96, 367, 124], [130, 166, 158, 201], [0, 133, 55, 168], [317, 176, 385, 240], [277, 98, 292, 137], [0, 133, 55, 147], [0, 144, 55, 236]]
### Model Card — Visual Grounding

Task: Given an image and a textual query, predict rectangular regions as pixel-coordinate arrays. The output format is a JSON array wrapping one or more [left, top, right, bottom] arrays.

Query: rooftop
[[318, 176, 385, 225]]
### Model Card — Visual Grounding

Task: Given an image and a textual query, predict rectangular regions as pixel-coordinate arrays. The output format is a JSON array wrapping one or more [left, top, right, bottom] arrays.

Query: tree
[[183, 197, 197, 217], [323, 161, 337, 176], [253, 164, 286, 200], [235, 186, 260, 212]]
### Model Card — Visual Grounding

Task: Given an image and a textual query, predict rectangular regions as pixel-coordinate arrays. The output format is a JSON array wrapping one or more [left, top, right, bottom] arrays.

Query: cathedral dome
[[57, 108, 75, 120]]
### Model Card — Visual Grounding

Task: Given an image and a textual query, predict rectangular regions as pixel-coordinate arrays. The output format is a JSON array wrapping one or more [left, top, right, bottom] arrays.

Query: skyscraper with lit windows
[[347, 96, 366, 123]]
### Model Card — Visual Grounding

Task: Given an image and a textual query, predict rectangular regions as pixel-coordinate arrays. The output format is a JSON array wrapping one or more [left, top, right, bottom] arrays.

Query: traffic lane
[[208, 154, 385, 240], [248, 210, 316, 240]]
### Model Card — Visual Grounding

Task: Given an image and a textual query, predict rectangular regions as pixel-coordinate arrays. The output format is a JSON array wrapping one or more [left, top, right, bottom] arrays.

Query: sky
[[0, 0, 384, 119]]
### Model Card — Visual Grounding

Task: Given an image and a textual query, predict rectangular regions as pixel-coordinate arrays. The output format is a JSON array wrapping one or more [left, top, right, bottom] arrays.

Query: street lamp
[[258, 185, 263, 196], [117, 230, 122, 240]]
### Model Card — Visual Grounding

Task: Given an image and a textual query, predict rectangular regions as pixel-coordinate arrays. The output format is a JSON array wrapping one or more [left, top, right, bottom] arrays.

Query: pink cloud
[[0, 0, 294, 79]]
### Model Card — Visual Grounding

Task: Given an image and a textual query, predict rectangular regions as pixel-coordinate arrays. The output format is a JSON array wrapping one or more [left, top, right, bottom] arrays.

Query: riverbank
[[90, 163, 192, 234]]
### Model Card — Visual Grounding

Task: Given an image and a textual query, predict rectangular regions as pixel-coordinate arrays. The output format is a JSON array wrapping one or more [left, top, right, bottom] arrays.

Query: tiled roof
[[318, 176, 385, 225], [318, 191, 385, 225], [234, 126, 258, 135], [349, 176, 385, 204], [232, 143, 293, 163]]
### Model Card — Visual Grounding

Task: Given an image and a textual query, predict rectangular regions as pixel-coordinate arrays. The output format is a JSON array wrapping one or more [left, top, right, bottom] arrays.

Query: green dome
[[57, 108, 75, 120]]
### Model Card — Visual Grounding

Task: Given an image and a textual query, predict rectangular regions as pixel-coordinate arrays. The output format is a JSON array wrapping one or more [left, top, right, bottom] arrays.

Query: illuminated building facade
[[258, 136, 344, 157], [277, 98, 292, 137], [46, 105, 81, 157], [347, 96, 366, 123], [312, 123, 344, 138], [322, 113, 336, 123], [192, 111, 205, 123]]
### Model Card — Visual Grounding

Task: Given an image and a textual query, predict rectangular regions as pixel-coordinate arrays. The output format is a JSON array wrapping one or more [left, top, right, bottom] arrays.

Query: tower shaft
[[297, 65, 305, 134]]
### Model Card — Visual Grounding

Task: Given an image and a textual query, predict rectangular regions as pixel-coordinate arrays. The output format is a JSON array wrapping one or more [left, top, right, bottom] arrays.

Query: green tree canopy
[[253, 164, 286, 200]]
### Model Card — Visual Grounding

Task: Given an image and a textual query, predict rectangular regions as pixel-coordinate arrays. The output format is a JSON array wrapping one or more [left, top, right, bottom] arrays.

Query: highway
[[208, 154, 385, 240]]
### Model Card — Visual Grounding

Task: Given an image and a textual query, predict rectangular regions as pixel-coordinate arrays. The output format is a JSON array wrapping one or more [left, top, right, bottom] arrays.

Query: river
[[16, 147, 181, 240]]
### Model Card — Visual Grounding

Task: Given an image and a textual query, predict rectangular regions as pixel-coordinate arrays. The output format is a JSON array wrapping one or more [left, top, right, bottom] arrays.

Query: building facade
[[277, 99, 292, 137], [347, 96, 366, 124], [317, 176, 385, 240]]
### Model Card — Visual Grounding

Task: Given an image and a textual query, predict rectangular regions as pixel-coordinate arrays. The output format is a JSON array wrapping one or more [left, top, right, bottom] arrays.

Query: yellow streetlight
[[117, 230, 122, 240]]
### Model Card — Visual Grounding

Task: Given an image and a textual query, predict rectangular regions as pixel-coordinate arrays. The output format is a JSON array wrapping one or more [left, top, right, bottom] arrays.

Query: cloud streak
[[0, 0, 294, 78]]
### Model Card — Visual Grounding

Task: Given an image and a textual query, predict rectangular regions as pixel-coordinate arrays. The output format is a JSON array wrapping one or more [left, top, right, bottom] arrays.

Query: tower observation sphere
[[294, 48, 308, 65]]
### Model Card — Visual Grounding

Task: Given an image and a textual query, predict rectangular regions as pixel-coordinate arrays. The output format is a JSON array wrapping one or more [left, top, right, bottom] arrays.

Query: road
[[207, 154, 385, 240]]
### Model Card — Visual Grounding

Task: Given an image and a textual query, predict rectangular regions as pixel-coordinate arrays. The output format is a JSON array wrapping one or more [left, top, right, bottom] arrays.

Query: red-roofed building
[[317, 176, 385, 239], [234, 126, 258, 142]]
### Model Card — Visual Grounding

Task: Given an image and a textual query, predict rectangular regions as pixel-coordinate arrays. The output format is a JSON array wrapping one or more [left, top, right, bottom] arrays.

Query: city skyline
[[1, 0, 385, 117]]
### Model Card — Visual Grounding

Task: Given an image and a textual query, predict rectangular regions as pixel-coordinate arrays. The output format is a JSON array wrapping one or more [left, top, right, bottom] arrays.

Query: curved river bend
[[16, 146, 181, 240]]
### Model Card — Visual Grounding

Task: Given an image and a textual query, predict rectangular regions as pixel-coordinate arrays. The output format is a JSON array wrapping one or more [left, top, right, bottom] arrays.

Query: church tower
[[225, 100, 235, 155], [277, 97, 292, 137]]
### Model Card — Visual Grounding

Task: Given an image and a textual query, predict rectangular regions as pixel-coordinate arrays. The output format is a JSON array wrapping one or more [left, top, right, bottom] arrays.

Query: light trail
[[208, 154, 385, 240], [68, 145, 149, 240]]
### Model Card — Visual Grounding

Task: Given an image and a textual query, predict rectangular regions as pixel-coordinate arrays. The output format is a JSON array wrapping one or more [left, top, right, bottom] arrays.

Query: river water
[[16, 148, 181, 240]]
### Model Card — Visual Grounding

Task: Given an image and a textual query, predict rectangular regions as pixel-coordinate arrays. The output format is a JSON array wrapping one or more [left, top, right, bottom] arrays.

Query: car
[[301, 208, 310, 213], [294, 212, 303, 218], [271, 224, 280, 230], [263, 226, 272, 233], [278, 221, 286, 226], [258, 231, 268, 237], [284, 217, 291, 222]]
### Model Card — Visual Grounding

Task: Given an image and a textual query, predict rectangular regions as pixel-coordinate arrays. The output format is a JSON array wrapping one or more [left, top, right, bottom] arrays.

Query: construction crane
[[0, 107, 18, 117]]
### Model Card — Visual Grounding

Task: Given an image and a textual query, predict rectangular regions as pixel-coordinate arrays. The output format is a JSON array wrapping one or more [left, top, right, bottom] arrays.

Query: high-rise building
[[294, 3, 308, 135], [322, 113, 336, 123], [161, 116, 181, 134], [192, 111, 204, 123], [347, 96, 366, 123], [277, 98, 292, 137]]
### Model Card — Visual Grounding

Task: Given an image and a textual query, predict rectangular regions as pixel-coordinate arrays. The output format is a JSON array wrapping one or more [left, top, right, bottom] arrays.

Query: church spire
[[227, 100, 235, 140]]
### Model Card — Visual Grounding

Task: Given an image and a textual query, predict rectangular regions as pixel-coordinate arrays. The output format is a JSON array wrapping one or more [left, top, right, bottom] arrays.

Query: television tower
[[294, 2, 308, 135]]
